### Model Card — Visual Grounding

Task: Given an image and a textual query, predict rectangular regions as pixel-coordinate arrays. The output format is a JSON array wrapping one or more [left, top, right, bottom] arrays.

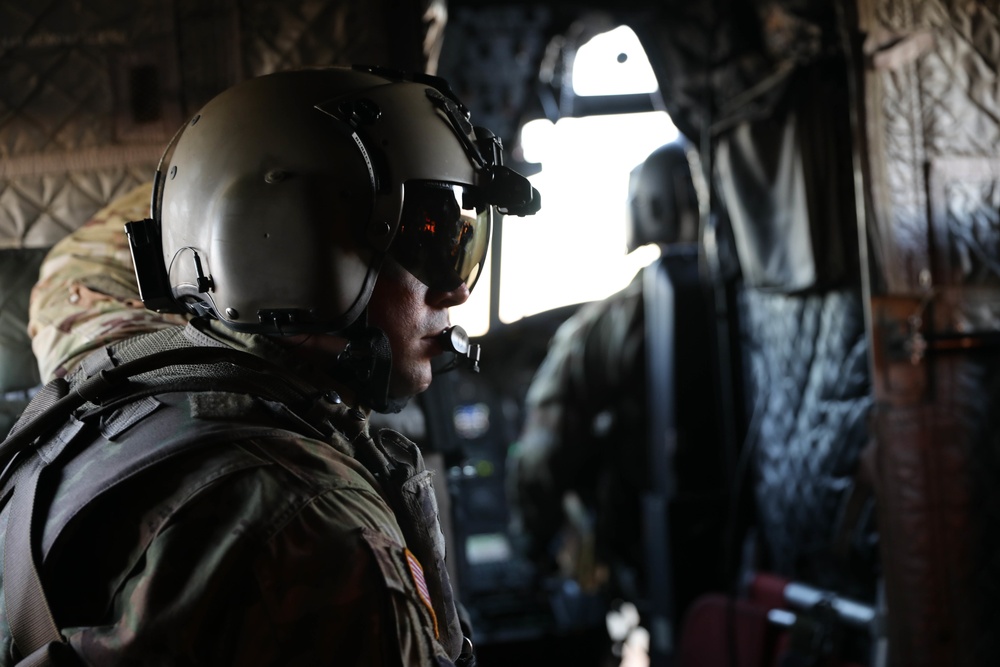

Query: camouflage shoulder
[[28, 181, 189, 381]]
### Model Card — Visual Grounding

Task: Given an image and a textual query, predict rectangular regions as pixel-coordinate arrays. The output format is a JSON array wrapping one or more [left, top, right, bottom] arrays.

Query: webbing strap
[[4, 418, 85, 659], [5, 380, 68, 441], [0, 342, 318, 665], [5, 459, 63, 656], [0, 345, 314, 473]]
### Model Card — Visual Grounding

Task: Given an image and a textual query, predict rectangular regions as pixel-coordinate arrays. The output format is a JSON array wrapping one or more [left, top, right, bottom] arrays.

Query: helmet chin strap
[[334, 319, 481, 413], [334, 317, 394, 413]]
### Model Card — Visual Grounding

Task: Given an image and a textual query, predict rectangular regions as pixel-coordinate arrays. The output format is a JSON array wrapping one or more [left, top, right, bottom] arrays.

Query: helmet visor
[[391, 182, 492, 292]]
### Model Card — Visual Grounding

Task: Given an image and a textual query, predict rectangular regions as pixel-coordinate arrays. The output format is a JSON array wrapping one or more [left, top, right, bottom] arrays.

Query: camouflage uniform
[[4, 189, 464, 665], [508, 253, 728, 617], [509, 272, 649, 596], [27, 182, 189, 383]]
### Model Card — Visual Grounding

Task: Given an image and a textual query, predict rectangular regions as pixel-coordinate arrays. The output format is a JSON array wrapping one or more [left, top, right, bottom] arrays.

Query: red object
[[677, 573, 869, 667], [677, 593, 782, 667], [747, 572, 790, 610]]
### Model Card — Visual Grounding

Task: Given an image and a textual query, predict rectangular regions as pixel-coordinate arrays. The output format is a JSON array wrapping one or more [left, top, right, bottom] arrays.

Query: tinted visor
[[390, 181, 492, 292]]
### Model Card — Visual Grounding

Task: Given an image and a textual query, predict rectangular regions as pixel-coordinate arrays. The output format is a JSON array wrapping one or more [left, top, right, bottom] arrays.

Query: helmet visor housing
[[391, 181, 491, 292]]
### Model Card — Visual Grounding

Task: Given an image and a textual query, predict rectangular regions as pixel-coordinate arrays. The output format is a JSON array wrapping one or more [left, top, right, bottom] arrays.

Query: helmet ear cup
[[155, 69, 393, 335], [125, 217, 183, 313], [203, 164, 377, 332]]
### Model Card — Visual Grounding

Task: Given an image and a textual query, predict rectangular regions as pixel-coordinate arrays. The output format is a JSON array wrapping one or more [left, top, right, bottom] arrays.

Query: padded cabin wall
[[0, 0, 440, 250], [633, 9, 881, 644], [437, 4, 559, 164], [0, 0, 193, 248], [709, 6, 878, 600], [856, 0, 1000, 665], [737, 287, 874, 594], [0, 0, 441, 434]]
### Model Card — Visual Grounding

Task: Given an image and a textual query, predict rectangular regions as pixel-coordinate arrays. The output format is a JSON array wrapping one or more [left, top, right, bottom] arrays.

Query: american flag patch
[[405, 548, 439, 637]]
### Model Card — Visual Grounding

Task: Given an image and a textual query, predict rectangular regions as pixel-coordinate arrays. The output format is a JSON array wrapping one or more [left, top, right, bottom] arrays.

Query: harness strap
[[0, 345, 316, 475], [5, 458, 61, 656], [0, 342, 320, 665], [5, 418, 85, 659]]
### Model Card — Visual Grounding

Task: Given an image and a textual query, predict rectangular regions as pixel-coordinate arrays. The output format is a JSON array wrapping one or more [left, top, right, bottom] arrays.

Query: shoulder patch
[[405, 548, 439, 638]]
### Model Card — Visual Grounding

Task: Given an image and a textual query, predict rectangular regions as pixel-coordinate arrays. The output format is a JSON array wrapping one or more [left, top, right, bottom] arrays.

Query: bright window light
[[572, 25, 659, 96], [499, 112, 677, 324], [449, 24, 675, 335]]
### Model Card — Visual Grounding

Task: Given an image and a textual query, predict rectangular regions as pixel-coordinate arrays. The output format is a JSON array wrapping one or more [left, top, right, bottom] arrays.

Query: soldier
[[507, 140, 726, 656], [0, 65, 538, 666]]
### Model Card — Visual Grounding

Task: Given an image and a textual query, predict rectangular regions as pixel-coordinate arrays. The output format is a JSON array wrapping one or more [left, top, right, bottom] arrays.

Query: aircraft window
[[450, 24, 676, 334], [571, 25, 659, 97], [499, 112, 675, 322]]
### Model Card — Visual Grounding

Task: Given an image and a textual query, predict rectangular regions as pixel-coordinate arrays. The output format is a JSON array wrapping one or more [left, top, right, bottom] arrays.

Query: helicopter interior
[[1, 2, 999, 667]]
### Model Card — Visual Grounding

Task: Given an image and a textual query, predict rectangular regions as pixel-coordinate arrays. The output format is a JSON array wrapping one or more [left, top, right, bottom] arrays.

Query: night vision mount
[[420, 90, 540, 217], [357, 65, 540, 217]]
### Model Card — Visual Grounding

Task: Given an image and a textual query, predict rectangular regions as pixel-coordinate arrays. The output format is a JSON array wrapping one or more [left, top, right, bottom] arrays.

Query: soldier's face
[[367, 258, 471, 399]]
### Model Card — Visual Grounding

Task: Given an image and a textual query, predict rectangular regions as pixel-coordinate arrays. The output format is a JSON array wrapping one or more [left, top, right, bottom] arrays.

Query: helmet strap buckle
[[335, 324, 393, 412]]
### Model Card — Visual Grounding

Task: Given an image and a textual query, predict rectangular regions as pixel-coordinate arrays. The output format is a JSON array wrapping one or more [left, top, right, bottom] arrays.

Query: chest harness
[[0, 327, 468, 666]]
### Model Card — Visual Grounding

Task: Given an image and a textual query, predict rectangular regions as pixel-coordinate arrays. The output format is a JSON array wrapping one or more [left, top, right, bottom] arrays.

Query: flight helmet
[[128, 65, 539, 336]]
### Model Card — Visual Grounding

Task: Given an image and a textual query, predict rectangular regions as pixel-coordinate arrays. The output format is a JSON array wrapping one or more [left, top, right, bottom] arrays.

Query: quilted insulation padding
[[739, 286, 876, 596], [1, 0, 201, 247], [0, 168, 158, 248], [436, 4, 552, 153], [0, 0, 439, 249], [865, 0, 1000, 294]]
